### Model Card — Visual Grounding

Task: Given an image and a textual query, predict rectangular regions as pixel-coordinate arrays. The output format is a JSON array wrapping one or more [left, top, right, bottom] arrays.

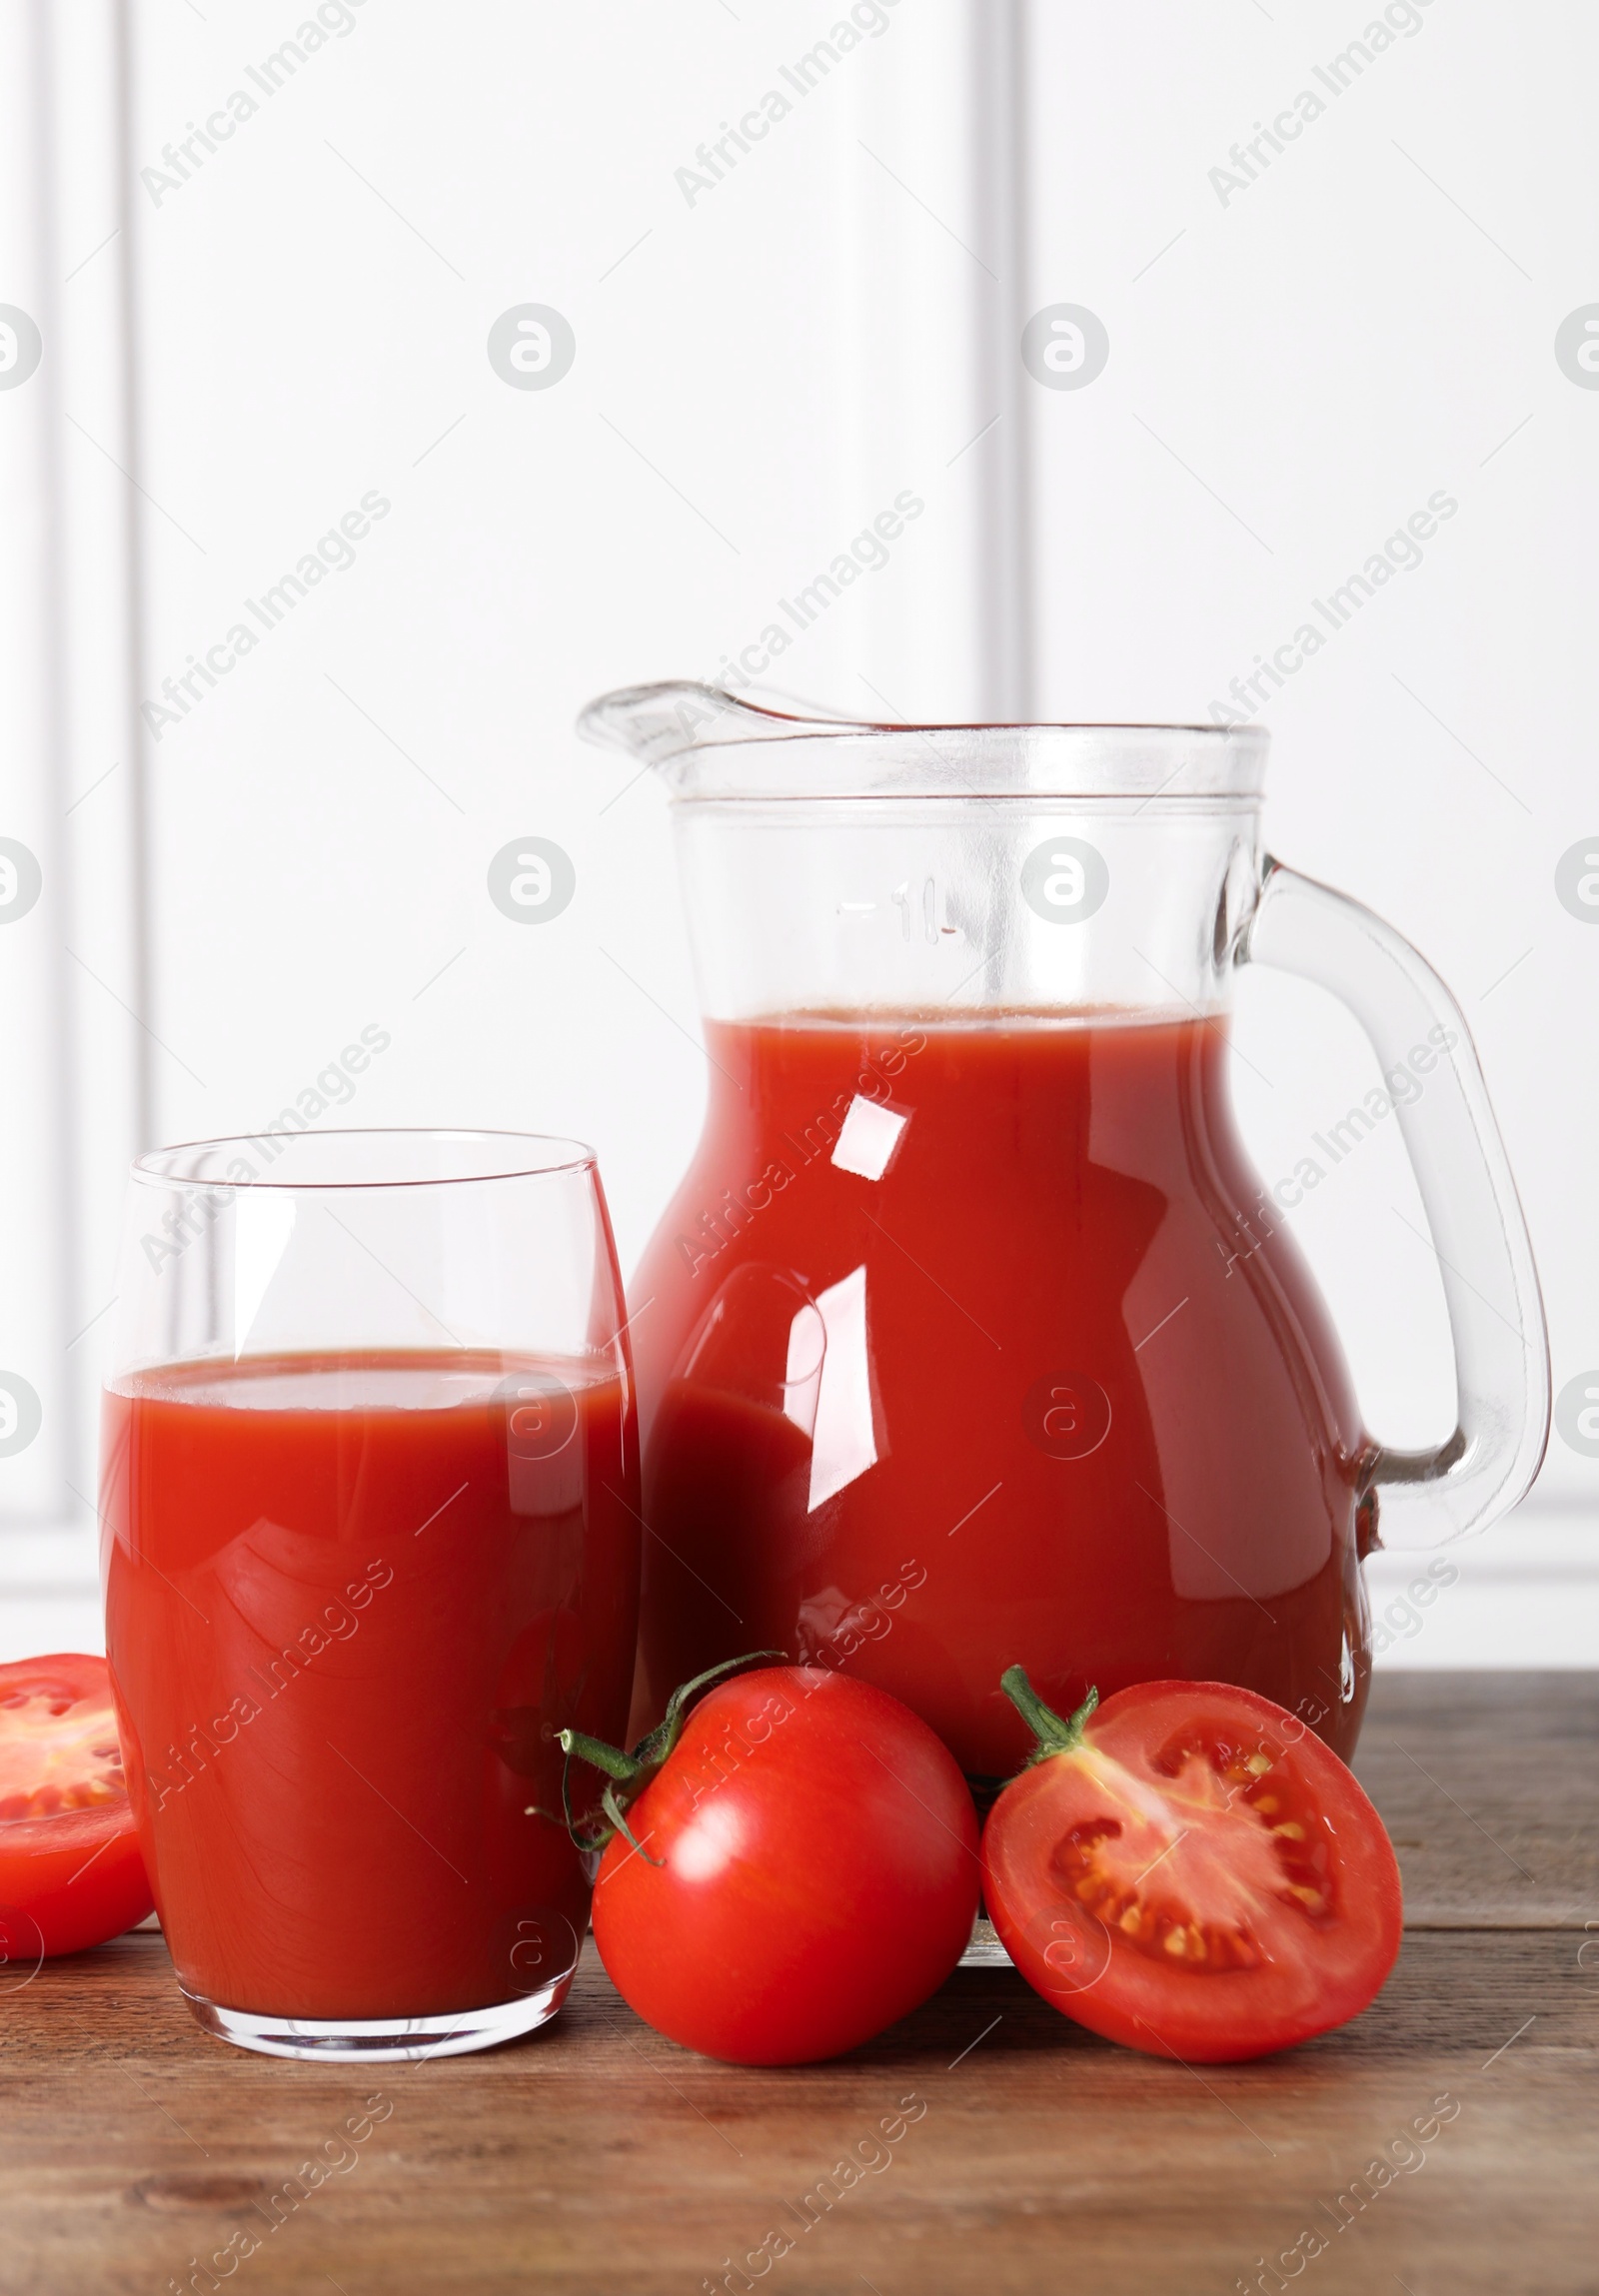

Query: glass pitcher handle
[[1240, 857, 1550, 1550]]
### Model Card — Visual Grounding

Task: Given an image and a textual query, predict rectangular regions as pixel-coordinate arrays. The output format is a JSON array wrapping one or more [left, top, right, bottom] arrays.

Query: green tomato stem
[[558, 1649, 786, 1857], [999, 1665, 1099, 1768]]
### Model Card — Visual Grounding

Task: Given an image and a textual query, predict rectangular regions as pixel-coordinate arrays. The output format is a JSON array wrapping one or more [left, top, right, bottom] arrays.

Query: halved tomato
[[981, 1672, 1402, 2062], [0, 1654, 154, 1964]]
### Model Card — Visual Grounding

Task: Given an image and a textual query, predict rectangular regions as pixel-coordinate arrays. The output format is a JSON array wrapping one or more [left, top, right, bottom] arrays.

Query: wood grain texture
[[3, 1673, 1595, 2296], [1350, 1672, 1599, 1926]]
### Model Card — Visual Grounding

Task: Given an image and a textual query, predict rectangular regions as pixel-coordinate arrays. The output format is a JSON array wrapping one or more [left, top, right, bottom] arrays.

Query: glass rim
[[130, 1127, 599, 1192], [712, 716, 1261, 737], [579, 685, 1269, 802]]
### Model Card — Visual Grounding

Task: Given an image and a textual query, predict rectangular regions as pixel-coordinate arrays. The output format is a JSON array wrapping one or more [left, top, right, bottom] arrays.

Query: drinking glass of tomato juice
[[100, 1131, 640, 2061]]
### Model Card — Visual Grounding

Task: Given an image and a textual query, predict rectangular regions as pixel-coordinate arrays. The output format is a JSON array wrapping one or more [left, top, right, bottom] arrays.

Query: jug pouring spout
[[577, 680, 873, 770]]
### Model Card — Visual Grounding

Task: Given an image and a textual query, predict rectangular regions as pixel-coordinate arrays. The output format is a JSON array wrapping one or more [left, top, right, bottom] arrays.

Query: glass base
[[182, 1969, 576, 2062], [959, 1913, 1013, 1968]]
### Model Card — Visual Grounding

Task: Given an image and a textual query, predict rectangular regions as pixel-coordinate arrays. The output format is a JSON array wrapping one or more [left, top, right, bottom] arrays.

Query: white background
[[1, 0, 1595, 1664]]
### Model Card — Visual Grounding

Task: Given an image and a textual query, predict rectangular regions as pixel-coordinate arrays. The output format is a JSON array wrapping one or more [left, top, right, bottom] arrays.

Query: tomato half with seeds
[[981, 1672, 1402, 2062], [0, 1655, 154, 1962]]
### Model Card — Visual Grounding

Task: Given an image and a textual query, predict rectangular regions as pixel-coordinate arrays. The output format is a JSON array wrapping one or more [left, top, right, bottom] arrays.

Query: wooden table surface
[[4, 1671, 1596, 2296]]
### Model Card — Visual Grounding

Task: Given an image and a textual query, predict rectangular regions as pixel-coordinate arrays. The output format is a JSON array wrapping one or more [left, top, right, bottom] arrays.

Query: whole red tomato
[[565, 1660, 978, 2064], [0, 1654, 154, 1963], [981, 1670, 1402, 2063]]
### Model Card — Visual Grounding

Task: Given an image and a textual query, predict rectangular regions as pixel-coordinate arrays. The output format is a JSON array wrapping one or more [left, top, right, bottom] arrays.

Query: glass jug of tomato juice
[[582, 688, 1548, 1782]]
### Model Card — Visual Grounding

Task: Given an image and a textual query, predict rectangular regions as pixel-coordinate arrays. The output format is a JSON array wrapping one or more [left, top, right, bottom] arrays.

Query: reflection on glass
[[630, 1014, 1370, 1773]]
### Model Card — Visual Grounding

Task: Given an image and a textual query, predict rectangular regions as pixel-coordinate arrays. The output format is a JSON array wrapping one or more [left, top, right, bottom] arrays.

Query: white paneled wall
[[1020, 5, 1598, 1507], [1, 0, 1594, 1663], [0, 0, 143, 1582], [0, 0, 66, 1535]]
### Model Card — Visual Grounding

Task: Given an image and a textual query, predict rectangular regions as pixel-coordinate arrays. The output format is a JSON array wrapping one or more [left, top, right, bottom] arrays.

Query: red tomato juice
[[101, 1353, 638, 2019], [629, 1014, 1372, 1777]]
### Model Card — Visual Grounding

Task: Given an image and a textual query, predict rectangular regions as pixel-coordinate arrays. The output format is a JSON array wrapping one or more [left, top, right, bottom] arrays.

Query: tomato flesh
[[0, 1655, 154, 1960], [981, 1680, 1401, 2061], [591, 1666, 979, 2065]]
